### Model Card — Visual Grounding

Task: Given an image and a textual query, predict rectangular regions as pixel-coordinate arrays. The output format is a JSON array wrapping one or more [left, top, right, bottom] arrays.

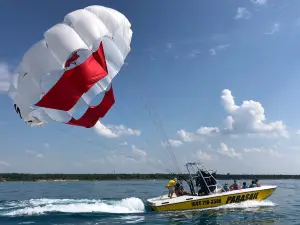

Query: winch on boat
[[147, 162, 277, 212]]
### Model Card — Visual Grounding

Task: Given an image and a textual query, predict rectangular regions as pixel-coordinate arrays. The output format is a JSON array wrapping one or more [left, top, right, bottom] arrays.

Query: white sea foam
[[2, 197, 145, 216]]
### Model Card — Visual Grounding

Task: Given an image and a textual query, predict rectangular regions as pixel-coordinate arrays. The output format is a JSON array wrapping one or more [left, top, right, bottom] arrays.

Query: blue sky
[[1, 0, 300, 174]]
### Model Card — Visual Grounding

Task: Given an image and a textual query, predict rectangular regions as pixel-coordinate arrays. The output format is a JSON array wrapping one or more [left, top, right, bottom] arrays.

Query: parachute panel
[[44, 23, 89, 67], [63, 9, 111, 50], [8, 5, 132, 128]]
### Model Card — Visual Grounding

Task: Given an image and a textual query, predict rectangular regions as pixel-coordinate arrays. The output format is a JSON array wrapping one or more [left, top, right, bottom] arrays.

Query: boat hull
[[147, 185, 276, 212]]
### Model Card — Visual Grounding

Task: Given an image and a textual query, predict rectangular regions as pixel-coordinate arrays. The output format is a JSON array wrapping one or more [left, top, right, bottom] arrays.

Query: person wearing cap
[[223, 182, 229, 192], [229, 180, 241, 190], [166, 177, 177, 198]]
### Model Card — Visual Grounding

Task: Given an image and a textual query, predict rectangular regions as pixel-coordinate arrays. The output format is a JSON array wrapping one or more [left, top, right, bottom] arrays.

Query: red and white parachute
[[7, 5, 132, 128]]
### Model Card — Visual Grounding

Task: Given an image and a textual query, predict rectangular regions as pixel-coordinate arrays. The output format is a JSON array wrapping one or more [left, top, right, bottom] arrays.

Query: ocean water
[[0, 179, 297, 224]]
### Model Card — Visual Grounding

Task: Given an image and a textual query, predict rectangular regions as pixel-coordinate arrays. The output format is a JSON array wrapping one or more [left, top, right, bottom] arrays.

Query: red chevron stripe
[[35, 42, 108, 111], [66, 85, 115, 128]]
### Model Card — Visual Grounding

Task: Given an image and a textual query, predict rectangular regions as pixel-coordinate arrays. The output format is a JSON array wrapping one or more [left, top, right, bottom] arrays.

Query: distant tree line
[[0, 173, 299, 182]]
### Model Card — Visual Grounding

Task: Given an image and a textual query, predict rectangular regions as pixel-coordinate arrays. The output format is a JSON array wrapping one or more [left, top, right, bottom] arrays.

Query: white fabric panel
[[8, 5, 133, 127], [44, 23, 89, 67], [64, 9, 111, 50]]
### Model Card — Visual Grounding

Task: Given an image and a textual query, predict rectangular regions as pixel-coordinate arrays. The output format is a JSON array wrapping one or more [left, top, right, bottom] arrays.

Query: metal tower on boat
[[183, 162, 225, 196]]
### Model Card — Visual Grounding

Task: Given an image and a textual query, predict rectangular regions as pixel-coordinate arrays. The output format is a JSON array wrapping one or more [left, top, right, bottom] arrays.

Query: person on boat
[[166, 177, 177, 198], [242, 182, 248, 189], [174, 182, 181, 196], [222, 182, 229, 192], [229, 180, 241, 190], [249, 180, 257, 188], [255, 179, 261, 187]]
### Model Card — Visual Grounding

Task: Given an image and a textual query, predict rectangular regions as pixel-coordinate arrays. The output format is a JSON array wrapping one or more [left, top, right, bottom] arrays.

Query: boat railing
[[185, 161, 225, 196]]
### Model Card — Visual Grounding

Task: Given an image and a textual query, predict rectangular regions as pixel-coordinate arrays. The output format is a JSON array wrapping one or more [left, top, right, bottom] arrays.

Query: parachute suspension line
[[151, 106, 182, 174], [50, 125, 170, 173], [140, 95, 182, 174], [139, 95, 174, 164], [102, 90, 175, 174]]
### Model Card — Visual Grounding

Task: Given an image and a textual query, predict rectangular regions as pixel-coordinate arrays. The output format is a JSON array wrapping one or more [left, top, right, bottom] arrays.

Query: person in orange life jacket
[[229, 180, 241, 190]]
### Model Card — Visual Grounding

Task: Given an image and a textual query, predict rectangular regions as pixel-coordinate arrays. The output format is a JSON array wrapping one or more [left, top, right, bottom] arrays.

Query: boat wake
[[0, 197, 276, 217], [0, 197, 145, 217]]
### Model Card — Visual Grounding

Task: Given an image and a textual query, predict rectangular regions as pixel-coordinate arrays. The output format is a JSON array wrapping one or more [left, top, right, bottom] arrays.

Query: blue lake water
[[0, 179, 297, 224]]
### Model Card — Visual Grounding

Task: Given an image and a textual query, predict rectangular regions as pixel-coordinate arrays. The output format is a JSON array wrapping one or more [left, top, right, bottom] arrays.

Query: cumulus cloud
[[175, 89, 288, 142], [265, 23, 280, 35], [218, 142, 242, 159], [0, 62, 11, 93], [161, 139, 183, 148], [44, 143, 50, 149], [0, 161, 10, 166], [131, 145, 147, 161], [25, 150, 44, 158], [197, 127, 220, 136], [120, 141, 128, 146], [209, 44, 229, 56], [250, 0, 267, 5], [166, 43, 173, 49], [177, 129, 196, 142], [235, 7, 252, 20], [221, 89, 288, 138], [194, 150, 214, 161], [244, 147, 284, 157], [94, 121, 141, 138]]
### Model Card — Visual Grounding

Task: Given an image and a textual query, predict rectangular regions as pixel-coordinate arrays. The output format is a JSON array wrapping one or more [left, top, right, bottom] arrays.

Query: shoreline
[[0, 173, 300, 182]]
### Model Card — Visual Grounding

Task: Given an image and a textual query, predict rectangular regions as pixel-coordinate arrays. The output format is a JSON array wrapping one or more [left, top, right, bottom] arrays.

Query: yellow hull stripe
[[150, 188, 276, 212]]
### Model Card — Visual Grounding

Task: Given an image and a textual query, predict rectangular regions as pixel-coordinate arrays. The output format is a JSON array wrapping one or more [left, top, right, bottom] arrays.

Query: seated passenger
[[242, 182, 248, 189], [249, 180, 257, 188], [223, 182, 229, 192], [255, 179, 261, 187], [175, 182, 181, 196], [178, 186, 186, 196], [229, 180, 241, 190]]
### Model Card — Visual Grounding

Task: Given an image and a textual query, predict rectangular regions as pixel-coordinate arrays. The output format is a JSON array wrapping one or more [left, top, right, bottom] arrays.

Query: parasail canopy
[[8, 5, 133, 128]]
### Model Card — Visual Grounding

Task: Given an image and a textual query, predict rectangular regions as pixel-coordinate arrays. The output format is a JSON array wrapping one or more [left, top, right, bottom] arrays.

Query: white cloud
[[195, 150, 214, 161], [120, 141, 128, 146], [94, 121, 118, 138], [25, 150, 44, 158], [175, 89, 288, 142], [218, 142, 242, 159], [265, 23, 280, 35], [221, 89, 288, 138], [177, 129, 196, 142], [234, 7, 252, 20], [250, 0, 267, 5], [209, 44, 229, 56], [296, 130, 300, 135], [209, 49, 216, 56], [132, 145, 147, 161], [0, 62, 11, 93], [44, 143, 50, 149], [186, 49, 201, 58], [197, 127, 220, 136], [166, 43, 173, 49], [94, 121, 141, 138], [0, 161, 10, 166], [244, 147, 284, 158], [161, 139, 183, 148]]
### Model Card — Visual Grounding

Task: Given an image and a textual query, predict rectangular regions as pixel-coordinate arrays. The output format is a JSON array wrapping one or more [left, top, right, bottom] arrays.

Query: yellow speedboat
[[147, 162, 277, 212]]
